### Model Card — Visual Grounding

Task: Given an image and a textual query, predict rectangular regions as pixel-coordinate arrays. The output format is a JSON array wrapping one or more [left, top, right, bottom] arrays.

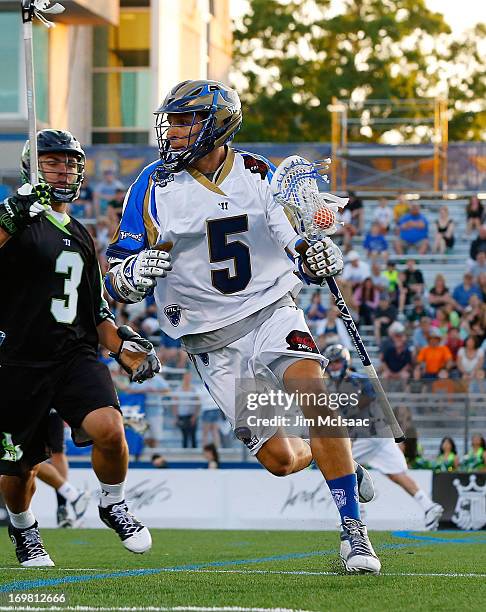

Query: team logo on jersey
[[285, 330, 319, 354], [1, 433, 23, 462], [452, 475, 486, 530], [164, 304, 182, 327], [199, 353, 210, 366], [242, 155, 269, 180], [120, 231, 143, 242]]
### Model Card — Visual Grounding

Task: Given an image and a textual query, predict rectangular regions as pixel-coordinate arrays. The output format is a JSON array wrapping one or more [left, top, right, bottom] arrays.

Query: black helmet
[[21, 129, 85, 203], [323, 344, 351, 380], [153, 79, 242, 176]]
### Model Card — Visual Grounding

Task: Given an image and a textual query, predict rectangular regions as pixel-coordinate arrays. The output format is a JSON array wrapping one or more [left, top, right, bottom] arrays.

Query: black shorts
[[47, 410, 66, 454], [0, 349, 119, 476]]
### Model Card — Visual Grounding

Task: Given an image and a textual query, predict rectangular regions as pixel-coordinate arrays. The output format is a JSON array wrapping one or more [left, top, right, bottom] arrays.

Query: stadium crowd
[[7, 168, 483, 456]]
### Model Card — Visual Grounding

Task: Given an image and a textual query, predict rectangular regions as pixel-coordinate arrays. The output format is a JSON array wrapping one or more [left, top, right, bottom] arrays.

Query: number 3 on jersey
[[51, 251, 84, 324], [207, 215, 251, 294]]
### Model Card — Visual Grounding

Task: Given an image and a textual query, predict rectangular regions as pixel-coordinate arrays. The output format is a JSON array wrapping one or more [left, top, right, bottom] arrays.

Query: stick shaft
[[325, 276, 405, 442], [23, 19, 38, 184]]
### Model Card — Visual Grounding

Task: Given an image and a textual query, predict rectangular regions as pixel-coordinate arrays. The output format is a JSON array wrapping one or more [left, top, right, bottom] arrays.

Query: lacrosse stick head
[[270, 155, 348, 243], [22, 1, 65, 26]]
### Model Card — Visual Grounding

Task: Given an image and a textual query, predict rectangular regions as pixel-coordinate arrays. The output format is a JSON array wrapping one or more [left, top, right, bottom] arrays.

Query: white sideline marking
[[0, 607, 311, 612], [193, 569, 486, 578]]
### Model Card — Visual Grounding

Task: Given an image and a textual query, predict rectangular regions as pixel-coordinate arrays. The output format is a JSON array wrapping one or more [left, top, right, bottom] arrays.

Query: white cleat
[[99, 501, 152, 554], [72, 490, 91, 525], [425, 503, 444, 531], [355, 461, 375, 503], [340, 517, 381, 575]]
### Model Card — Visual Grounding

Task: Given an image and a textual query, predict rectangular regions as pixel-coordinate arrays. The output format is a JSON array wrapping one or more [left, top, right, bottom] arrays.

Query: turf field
[[0, 529, 485, 612]]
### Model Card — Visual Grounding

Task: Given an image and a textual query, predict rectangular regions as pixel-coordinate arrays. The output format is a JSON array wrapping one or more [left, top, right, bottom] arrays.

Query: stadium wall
[[30, 468, 432, 531]]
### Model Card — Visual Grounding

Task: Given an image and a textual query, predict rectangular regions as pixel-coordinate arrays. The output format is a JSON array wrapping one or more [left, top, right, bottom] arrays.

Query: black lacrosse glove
[[111, 325, 161, 384], [0, 183, 51, 237]]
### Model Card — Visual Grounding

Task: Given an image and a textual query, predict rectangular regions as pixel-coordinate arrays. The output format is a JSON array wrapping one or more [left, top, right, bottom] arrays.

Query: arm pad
[[104, 258, 151, 304]]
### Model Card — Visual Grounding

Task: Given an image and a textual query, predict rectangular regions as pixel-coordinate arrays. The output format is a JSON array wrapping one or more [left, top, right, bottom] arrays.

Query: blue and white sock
[[327, 473, 360, 523]]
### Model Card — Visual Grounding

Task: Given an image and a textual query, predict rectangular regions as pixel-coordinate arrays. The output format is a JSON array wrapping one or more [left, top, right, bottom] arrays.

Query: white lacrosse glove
[[108, 246, 172, 303], [298, 237, 344, 280]]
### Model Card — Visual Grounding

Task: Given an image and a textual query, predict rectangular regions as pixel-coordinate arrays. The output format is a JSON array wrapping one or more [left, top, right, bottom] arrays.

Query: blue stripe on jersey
[[106, 159, 161, 260], [234, 148, 276, 184]]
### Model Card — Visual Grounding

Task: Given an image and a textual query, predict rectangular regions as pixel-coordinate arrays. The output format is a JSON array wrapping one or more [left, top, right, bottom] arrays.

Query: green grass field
[[1, 529, 485, 612]]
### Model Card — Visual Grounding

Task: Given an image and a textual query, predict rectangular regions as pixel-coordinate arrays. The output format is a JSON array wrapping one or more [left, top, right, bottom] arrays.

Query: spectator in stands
[[342, 250, 370, 288], [370, 262, 386, 292], [393, 194, 409, 224], [363, 222, 388, 261], [372, 197, 393, 233], [457, 336, 484, 385], [407, 295, 433, 325], [469, 224, 486, 262], [172, 371, 200, 448], [452, 272, 482, 313], [431, 307, 453, 337], [460, 434, 486, 472], [381, 325, 412, 386], [135, 371, 170, 448], [203, 443, 220, 469], [416, 328, 453, 379], [433, 205, 455, 253], [395, 204, 429, 255], [353, 278, 380, 326], [200, 395, 221, 448], [412, 316, 433, 351], [316, 306, 352, 351], [158, 332, 187, 369], [305, 290, 327, 331], [346, 191, 364, 232], [434, 437, 459, 472], [374, 292, 398, 345], [469, 251, 486, 279], [432, 368, 459, 396], [107, 188, 125, 235], [400, 427, 431, 469], [380, 320, 406, 353], [478, 272, 486, 301], [334, 206, 355, 251], [94, 168, 124, 216], [445, 327, 464, 361], [461, 294, 486, 338], [399, 258, 425, 312], [70, 175, 93, 219], [381, 260, 400, 305], [428, 274, 455, 314], [466, 196, 484, 234]]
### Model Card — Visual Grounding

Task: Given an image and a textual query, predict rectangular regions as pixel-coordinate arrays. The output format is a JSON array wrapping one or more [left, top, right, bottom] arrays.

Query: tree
[[232, 0, 485, 142]]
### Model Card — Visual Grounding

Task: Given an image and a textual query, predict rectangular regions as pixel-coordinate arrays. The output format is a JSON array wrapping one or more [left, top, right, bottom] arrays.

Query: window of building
[[92, 7, 151, 143], [0, 12, 21, 114]]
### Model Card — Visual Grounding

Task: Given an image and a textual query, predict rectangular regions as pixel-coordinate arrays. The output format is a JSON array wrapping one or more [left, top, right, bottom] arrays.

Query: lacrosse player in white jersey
[[105, 80, 381, 574]]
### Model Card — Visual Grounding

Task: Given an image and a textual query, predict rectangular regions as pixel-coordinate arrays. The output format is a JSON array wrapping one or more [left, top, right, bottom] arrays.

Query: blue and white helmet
[[153, 79, 242, 176], [323, 344, 351, 379]]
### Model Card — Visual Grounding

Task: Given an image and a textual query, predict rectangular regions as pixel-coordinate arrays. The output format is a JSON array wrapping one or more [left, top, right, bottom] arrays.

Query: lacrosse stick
[[271, 155, 404, 442], [21, 1, 65, 184]]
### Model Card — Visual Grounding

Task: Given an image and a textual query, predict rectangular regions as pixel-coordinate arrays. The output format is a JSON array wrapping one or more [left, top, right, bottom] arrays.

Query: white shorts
[[190, 305, 325, 455], [352, 437, 407, 475]]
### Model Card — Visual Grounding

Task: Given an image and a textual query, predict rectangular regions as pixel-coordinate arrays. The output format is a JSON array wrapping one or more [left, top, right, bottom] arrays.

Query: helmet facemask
[[154, 111, 215, 174], [37, 153, 85, 203]]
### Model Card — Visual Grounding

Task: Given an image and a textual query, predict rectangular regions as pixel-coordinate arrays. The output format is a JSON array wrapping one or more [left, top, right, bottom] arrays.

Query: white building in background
[[0, 0, 232, 177]]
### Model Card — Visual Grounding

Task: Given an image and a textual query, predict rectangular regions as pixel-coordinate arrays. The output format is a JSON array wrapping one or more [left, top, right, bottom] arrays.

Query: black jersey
[[0, 212, 111, 366]]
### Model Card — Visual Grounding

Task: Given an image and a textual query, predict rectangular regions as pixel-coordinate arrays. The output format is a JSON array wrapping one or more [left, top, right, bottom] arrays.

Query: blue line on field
[[1, 534, 483, 592], [391, 530, 486, 544]]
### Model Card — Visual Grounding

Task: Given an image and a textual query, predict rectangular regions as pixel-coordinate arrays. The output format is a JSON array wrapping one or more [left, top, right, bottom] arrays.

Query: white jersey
[[107, 149, 300, 338]]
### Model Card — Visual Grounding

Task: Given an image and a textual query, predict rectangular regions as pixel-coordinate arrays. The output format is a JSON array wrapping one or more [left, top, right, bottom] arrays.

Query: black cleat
[[98, 501, 152, 553], [8, 521, 54, 567]]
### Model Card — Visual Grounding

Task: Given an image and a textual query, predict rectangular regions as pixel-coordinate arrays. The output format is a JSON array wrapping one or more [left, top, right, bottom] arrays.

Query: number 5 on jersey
[[51, 251, 84, 324]]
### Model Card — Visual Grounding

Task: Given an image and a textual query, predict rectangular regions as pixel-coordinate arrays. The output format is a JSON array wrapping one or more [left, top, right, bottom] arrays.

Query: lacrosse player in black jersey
[[0, 129, 165, 567]]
